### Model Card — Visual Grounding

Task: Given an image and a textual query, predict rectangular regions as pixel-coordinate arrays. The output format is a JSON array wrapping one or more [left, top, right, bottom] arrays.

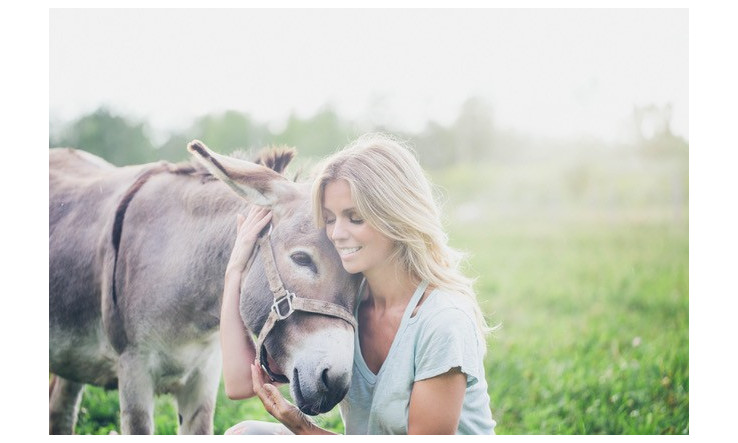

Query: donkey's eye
[[290, 252, 317, 273]]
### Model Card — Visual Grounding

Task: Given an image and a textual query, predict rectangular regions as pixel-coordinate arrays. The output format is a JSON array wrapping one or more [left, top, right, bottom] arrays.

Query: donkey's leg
[[118, 351, 155, 434], [175, 350, 221, 434], [49, 374, 85, 434]]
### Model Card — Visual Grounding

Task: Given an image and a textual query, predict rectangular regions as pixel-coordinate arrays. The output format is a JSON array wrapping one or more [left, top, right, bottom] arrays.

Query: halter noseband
[[252, 225, 357, 383]]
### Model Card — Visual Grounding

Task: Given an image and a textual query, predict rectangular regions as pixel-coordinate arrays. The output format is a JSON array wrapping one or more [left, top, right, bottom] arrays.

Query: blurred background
[[49, 8, 688, 434]]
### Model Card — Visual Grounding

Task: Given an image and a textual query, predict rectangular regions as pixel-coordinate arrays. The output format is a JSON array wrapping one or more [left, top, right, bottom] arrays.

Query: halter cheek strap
[[252, 227, 357, 383]]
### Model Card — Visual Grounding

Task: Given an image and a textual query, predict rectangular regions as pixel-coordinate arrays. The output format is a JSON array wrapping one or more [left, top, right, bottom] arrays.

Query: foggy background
[[50, 8, 688, 227]]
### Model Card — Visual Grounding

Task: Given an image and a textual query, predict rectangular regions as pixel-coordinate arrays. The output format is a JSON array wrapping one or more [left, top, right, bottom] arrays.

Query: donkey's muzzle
[[293, 364, 350, 415]]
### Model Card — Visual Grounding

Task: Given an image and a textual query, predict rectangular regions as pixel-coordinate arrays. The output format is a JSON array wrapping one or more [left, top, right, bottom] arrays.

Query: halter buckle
[[271, 291, 296, 320]]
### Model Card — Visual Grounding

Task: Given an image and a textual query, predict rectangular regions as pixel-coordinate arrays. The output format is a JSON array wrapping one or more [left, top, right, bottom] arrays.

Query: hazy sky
[[50, 8, 688, 141]]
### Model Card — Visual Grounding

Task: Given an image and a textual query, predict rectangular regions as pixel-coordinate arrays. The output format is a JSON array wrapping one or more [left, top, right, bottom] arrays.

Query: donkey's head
[[188, 140, 359, 415]]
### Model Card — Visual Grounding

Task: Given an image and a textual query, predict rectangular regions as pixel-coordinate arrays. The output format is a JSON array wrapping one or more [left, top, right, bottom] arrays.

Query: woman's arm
[[250, 363, 337, 435], [220, 207, 272, 400], [407, 368, 467, 434]]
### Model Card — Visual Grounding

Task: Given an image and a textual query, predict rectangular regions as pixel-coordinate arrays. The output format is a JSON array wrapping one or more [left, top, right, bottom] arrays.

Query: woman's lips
[[337, 246, 362, 257]]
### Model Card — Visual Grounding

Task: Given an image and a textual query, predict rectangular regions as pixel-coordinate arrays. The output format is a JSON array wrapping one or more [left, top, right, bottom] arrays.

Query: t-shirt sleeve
[[414, 307, 482, 388]]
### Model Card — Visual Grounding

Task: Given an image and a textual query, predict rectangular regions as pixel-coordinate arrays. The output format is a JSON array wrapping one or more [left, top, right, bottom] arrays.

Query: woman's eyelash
[[323, 214, 362, 224]]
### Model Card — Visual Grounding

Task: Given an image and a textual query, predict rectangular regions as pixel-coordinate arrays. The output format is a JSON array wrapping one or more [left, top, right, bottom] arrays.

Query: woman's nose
[[330, 218, 349, 241]]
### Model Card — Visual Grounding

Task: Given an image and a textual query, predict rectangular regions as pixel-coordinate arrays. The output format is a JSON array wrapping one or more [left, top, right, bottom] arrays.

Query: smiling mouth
[[338, 246, 362, 257]]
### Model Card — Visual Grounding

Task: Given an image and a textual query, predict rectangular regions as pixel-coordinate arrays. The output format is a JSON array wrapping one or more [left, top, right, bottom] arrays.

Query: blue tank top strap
[[401, 280, 429, 322]]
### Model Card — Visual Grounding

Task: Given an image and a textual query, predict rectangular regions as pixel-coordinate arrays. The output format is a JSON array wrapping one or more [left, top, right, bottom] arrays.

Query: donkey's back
[[49, 148, 151, 387]]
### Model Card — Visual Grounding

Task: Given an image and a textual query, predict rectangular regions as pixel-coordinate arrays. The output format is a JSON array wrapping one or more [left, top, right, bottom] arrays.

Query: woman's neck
[[362, 262, 420, 311]]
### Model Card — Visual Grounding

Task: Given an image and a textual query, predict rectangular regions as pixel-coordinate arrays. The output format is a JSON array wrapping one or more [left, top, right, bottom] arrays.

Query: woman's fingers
[[246, 205, 269, 221], [262, 384, 287, 414], [235, 208, 272, 243], [251, 363, 263, 389], [251, 362, 271, 398], [251, 363, 290, 418], [252, 211, 272, 236], [236, 213, 246, 233], [245, 210, 271, 238]]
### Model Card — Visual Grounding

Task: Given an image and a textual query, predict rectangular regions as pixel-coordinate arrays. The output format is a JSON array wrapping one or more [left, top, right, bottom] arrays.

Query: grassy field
[[456, 220, 688, 434], [70, 155, 689, 435]]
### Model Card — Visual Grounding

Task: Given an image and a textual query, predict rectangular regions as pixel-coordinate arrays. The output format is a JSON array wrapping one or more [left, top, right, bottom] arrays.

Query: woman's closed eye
[[323, 212, 363, 225]]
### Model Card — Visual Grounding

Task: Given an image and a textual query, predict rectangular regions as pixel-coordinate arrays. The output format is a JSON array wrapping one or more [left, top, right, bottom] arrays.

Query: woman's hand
[[250, 363, 303, 427], [225, 206, 272, 278], [250, 363, 334, 435]]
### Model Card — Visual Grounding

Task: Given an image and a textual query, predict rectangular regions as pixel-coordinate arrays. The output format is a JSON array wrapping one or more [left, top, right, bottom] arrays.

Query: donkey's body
[[49, 145, 358, 434]]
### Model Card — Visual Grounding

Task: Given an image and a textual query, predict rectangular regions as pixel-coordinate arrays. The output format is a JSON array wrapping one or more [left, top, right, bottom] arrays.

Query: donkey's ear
[[187, 140, 294, 207]]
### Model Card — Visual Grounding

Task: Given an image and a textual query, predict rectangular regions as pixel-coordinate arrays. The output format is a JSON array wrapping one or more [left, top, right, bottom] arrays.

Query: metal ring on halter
[[271, 291, 296, 320]]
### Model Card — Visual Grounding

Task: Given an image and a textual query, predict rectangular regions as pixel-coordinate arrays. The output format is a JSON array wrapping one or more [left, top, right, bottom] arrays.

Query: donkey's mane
[[169, 146, 297, 181]]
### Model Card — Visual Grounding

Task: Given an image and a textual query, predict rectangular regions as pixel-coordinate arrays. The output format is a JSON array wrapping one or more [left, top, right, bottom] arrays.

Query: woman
[[221, 133, 496, 434]]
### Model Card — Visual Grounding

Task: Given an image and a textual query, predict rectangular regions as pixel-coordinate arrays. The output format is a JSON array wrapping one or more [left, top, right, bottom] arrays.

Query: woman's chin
[[342, 266, 361, 274], [341, 262, 363, 275]]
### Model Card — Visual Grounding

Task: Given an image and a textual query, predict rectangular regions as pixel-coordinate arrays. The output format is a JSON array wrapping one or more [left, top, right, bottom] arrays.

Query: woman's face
[[322, 179, 395, 276]]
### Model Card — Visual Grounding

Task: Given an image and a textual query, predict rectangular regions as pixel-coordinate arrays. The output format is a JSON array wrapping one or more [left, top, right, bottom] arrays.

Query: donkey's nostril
[[321, 368, 330, 388]]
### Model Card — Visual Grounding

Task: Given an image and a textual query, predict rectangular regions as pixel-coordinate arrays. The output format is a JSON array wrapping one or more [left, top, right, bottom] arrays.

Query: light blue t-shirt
[[339, 280, 496, 435]]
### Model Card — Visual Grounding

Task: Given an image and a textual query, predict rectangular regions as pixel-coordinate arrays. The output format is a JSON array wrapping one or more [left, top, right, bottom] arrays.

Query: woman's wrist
[[285, 410, 315, 435], [284, 408, 333, 435]]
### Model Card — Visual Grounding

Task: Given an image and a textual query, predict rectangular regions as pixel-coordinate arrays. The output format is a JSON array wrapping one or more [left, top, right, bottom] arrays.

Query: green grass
[[453, 220, 688, 434], [75, 381, 344, 435]]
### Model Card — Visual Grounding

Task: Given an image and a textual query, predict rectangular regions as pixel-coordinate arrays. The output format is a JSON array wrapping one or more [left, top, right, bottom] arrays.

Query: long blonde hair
[[311, 133, 492, 346]]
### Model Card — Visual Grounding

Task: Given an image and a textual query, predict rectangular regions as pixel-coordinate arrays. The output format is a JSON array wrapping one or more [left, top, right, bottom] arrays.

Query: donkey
[[49, 140, 360, 434]]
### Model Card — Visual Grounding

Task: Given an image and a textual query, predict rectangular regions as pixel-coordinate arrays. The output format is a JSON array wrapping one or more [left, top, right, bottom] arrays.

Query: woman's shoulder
[[410, 288, 485, 384], [414, 287, 477, 328]]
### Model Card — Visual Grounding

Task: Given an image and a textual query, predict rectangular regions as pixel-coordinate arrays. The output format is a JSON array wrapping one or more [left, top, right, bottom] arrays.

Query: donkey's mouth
[[265, 353, 285, 378], [260, 346, 289, 383]]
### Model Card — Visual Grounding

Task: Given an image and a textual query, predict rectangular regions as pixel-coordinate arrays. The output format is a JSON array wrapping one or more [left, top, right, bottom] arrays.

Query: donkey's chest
[[148, 333, 220, 393]]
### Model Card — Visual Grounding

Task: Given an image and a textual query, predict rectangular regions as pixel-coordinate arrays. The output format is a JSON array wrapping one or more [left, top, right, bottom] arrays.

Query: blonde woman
[[222, 133, 496, 435]]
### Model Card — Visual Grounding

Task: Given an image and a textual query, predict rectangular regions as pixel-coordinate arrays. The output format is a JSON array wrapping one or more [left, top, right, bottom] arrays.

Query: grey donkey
[[49, 141, 360, 434]]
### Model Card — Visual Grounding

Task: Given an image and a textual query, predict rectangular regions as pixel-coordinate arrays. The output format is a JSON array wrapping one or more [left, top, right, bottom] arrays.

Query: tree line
[[49, 99, 687, 169]]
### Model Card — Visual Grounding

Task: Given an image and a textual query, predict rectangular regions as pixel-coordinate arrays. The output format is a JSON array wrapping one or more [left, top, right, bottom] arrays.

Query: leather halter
[[252, 225, 357, 383]]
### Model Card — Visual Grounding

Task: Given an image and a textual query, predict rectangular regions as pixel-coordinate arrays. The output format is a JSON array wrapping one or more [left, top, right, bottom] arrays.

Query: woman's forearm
[[220, 270, 257, 399]]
